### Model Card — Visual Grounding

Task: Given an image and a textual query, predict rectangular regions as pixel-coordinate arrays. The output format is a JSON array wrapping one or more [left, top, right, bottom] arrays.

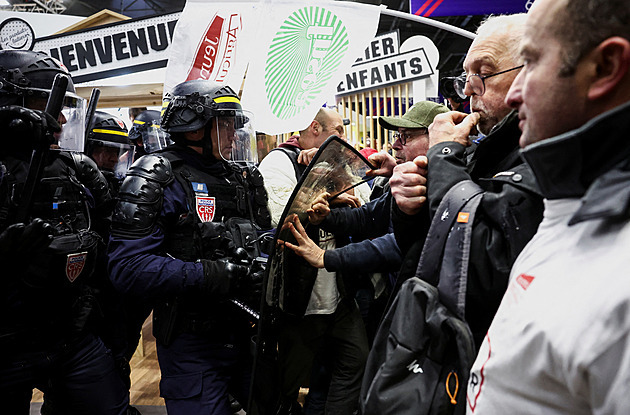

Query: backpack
[[359, 180, 483, 415]]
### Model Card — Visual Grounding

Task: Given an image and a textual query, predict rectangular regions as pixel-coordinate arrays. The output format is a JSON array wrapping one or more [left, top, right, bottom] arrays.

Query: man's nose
[[392, 138, 403, 150], [505, 69, 524, 109]]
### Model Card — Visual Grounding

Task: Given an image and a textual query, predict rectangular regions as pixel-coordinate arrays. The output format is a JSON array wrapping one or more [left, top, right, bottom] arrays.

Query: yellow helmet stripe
[[214, 96, 240, 104], [93, 129, 129, 137]]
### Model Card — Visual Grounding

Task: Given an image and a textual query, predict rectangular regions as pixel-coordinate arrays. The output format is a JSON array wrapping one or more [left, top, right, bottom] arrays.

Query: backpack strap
[[415, 180, 484, 318]]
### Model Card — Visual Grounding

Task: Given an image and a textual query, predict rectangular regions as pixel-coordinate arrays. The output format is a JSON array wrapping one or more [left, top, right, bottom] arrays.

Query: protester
[[467, 0, 630, 412], [259, 108, 369, 415], [389, 14, 544, 348]]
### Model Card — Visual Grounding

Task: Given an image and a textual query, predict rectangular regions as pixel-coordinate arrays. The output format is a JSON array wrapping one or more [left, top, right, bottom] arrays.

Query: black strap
[[273, 147, 306, 181], [415, 180, 484, 318]]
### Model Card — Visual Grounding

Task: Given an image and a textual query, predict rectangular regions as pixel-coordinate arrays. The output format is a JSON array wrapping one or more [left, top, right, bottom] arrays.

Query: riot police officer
[[85, 111, 134, 195], [0, 50, 129, 414], [127, 109, 172, 158], [108, 80, 271, 414]]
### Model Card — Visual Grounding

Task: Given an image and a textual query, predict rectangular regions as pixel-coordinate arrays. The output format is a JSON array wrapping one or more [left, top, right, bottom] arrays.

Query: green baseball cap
[[378, 101, 449, 130]]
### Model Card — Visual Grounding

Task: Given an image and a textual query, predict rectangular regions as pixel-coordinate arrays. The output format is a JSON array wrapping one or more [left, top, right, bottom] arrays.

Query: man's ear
[[588, 36, 630, 100], [185, 127, 205, 142], [310, 120, 320, 136]]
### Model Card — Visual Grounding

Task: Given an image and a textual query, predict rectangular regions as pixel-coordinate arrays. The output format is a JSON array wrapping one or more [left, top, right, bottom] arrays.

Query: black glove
[[199, 258, 249, 295], [0, 105, 60, 150], [0, 218, 54, 259], [237, 258, 265, 304]]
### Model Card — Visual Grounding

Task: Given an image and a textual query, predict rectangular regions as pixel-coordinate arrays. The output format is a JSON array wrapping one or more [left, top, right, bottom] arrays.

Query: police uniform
[[108, 80, 270, 414], [0, 49, 129, 414]]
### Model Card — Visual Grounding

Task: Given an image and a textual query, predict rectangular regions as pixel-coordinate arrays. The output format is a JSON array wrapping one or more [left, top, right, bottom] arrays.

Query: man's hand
[[390, 156, 429, 216], [279, 215, 325, 269], [366, 151, 397, 177], [0, 105, 60, 148], [297, 147, 319, 166], [307, 192, 331, 225], [428, 111, 480, 148]]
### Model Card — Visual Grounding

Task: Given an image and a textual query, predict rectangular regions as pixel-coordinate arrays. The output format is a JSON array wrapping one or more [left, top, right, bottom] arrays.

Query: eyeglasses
[[392, 129, 427, 146], [454, 65, 524, 98]]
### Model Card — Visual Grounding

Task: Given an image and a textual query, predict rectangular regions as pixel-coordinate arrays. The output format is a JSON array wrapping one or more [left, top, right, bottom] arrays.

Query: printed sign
[[336, 31, 439, 95], [33, 12, 180, 83], [0, 18, 35, 50], [240, 0, 381, 135], [163, 1, 255, 97], [66, 252, 88, 282]]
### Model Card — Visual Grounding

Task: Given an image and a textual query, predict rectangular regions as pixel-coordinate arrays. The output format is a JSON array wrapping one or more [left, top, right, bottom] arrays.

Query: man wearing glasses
[[389, 14, 545, 349]]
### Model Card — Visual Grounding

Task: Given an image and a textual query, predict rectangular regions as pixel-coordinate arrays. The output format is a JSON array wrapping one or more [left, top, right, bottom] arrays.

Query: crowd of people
[[1, 0, 630, 413]]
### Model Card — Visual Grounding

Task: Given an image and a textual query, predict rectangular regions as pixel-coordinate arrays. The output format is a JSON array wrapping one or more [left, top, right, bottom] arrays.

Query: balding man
[[468, 0, 630, 412], [259, 107, 346, 226], [259, 108, 367, 415], [390, 14, 544, 348]]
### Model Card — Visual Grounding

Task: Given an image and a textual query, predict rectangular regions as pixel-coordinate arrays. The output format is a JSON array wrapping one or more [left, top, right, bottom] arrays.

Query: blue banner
[[410, 0, 532, 17]]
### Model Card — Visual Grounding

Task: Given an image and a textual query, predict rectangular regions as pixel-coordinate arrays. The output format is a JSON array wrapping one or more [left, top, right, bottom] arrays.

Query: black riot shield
[[248, 135, 374, 414]]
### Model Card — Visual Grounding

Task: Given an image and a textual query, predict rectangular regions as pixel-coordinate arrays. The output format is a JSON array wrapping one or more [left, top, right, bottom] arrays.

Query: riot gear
[[128, 109, 172, 153], [0, 50, 86, 152], [86, 111, 134, 180], [161, 80, 257, 163]]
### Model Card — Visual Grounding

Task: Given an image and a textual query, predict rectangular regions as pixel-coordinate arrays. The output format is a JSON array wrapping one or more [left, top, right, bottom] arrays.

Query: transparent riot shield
[[249, 135, 374, 414]]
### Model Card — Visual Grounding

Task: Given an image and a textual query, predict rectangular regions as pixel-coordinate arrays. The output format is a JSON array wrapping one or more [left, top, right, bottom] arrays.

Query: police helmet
[[0, 50, 86, 152], [0, 50, 79, 106], [86, 111, 134, 178], [128, 109, 172, 153], [161, 80, 244, 133], [87, 111, 130, 144], [161, 80, 257, 163]]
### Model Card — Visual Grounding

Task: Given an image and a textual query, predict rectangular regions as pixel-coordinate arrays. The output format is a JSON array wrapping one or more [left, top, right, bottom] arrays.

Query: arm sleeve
[[258, 151, 298, 227], [320, 192, 392, 240], [323, 233, 402, 274], [107, 181, 205, 299]]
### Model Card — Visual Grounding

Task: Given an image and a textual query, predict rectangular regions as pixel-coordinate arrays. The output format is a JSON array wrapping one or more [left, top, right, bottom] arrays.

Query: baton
[[15, 73, 69, 224], [84, 88, 100, 139]]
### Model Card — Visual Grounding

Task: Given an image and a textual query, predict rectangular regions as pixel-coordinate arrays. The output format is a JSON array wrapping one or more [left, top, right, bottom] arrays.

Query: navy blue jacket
[[320, 192, 402, 275]]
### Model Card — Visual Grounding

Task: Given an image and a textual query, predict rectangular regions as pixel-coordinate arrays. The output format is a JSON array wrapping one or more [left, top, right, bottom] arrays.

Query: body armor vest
[[153, 151, 270, 343], [0, 151, 103, 343]]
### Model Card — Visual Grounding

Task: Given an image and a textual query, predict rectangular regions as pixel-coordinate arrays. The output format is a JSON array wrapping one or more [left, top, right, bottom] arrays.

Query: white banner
[[241, 0, 382, 135], [163, 0, 258, 96]]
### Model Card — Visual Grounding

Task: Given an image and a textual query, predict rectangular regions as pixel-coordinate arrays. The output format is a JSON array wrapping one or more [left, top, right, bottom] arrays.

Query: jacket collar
[[520, 100, 630, 224], [469, 110, 522, 178]]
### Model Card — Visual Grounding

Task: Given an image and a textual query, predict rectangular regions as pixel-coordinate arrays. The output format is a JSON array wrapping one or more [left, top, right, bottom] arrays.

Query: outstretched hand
[[277, 214, 325, 269], [307, 192, 331, 225]]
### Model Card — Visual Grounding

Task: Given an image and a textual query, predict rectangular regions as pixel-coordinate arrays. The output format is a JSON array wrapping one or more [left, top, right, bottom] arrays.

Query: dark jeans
[[0, 332, 129, 415], [278, 299, 369, 415]]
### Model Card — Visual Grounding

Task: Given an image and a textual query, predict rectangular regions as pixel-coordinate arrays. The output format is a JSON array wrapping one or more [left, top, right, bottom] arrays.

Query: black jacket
[[393, 111, 544, 348]]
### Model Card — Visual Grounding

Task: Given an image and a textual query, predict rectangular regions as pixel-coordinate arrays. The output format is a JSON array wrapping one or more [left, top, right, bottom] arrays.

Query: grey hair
[[554, 0, 630, 76], [476, 14, 528, 66]]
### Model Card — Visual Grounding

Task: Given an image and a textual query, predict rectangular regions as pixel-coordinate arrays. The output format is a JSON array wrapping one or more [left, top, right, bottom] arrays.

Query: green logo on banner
[[265, 6, 348, 120]]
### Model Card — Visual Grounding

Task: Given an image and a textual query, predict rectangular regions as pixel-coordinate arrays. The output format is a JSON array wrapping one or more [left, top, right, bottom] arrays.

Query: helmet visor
[[57, 95, 87, 152], [214, 110, 257, 163], [133, 120, 172, 153], [88, 140, 135, 179]]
